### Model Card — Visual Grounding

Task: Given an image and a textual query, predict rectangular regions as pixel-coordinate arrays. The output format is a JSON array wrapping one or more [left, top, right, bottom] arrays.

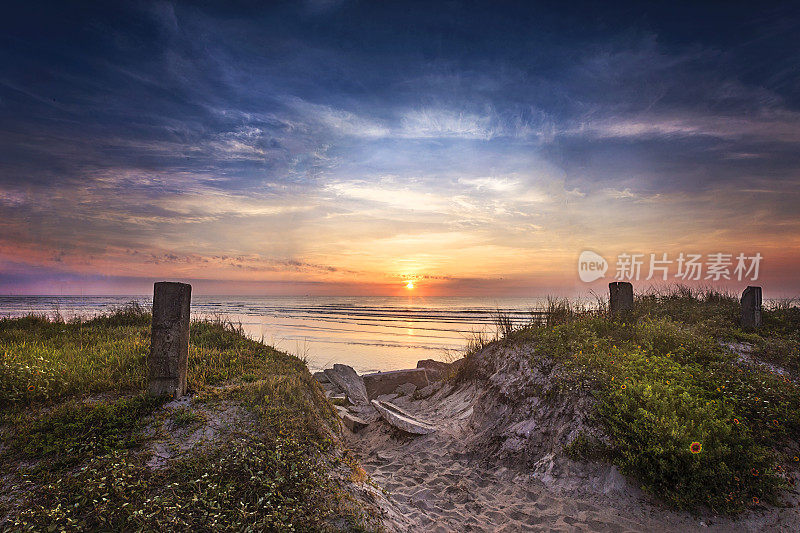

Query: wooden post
[[149, 282, 191, 398], [609, 281, 633, 315], [740, 286, 762, 329]]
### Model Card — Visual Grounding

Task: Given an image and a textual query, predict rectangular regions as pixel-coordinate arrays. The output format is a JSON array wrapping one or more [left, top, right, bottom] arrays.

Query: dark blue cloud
[[1, 1, 799, 292], [3, 1, 798, 189]]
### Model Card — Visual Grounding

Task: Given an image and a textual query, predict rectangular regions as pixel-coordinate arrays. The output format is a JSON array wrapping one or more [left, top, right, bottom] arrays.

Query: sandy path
[[344, 384, 800, 532]]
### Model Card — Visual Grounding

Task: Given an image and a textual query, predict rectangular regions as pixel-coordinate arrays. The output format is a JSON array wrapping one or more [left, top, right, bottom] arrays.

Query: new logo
[[578, 251, 608, 282]]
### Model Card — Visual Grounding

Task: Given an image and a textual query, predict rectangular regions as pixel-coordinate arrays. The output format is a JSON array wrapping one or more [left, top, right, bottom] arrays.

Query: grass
[[11, 435, 366, 531], [8, 395, 166, 467], [0, 304, 310, 408], [478, 286, 800, 514], [170, 406, 204, 429], [0, 305, 376, 531]]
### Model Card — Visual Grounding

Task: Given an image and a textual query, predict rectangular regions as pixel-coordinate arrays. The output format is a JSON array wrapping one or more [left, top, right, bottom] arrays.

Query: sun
[[405, 280, 415, 290]]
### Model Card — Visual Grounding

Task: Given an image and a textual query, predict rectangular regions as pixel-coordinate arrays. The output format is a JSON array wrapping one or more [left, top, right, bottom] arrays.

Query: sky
[[1, 1, 799, 296]]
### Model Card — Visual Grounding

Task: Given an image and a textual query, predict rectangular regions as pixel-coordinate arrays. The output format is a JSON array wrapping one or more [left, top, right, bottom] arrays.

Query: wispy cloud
[[286, 98, 391, 138], [1, 1, 799, 294], [568, 111, 800, 143]]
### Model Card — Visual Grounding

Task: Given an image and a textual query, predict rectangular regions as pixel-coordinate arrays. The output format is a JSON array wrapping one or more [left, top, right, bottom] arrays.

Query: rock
[[349, 403, 382, 424], [342, 412, 369, 432], [375, 393, 399, 403], [362, 368, 429, 400], [393, 382, 417, 396], [313, 371, 330, 383], [324, 364, 368, 405], [321, 380, 343, 394], [414, 382, 443, 399], [371, 399, 436, 435], [416, 358, 463, 381], [335, 406, 369, 432]]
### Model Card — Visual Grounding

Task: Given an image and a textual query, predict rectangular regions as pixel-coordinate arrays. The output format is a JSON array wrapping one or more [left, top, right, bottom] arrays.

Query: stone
[[323, 364, 368, 405], [371, 399, 436, 435], [415, 382, 443, 400], [149, 282, 191, 398], [393, 382, 417, 396], [349, 403, 381, 424], [375, 393, 399, 403], [416, 359, 450, 372], [609, 281, 633, 315], [313, 371, 330, 383], [342, 412, 369, 432], [320, 380, 342, 395], [334, 406, 369, 433], [416, 358, 463, 381], [741, 286, 763, 329], [342, 412, 369, 433], [362, 368, 430, 400]]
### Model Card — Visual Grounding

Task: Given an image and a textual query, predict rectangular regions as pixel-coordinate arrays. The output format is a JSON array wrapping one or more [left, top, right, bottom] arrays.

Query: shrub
[[503, 288, 800, 513], [600, 379, 780, 512]]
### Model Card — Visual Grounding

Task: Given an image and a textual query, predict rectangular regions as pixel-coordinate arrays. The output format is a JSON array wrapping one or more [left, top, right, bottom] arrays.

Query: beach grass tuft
[[475, 285, 800, 514], [0, 305, 376, 531]]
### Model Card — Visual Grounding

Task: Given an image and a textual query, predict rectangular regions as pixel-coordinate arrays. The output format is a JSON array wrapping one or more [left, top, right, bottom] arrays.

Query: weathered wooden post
[[740, 286, 762, 329], [149, 282, 191, 398], [609, 281, 633, 315]]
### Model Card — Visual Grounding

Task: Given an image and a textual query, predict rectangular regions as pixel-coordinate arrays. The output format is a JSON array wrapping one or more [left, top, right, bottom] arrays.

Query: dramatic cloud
[[1, 1, 798, 295]]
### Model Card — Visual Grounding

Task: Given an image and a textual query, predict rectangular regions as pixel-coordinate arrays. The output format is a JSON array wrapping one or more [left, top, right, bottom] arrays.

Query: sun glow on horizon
[[405, 280, 415, 290]]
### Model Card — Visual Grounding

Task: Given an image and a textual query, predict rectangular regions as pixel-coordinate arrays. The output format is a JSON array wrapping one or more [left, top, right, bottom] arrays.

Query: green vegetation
[[10, 395, 166, 467], [0, 303, 314, 408], [498, 288, 800, 514], [11, 435, 368, 531], [0, 305, 376, 531], [563, 431, 612, 463], [0, 309, 150, 406], [170, 406, 204, 429]]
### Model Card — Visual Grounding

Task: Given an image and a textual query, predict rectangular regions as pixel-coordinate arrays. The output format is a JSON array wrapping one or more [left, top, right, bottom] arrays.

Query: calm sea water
[[0, 295, 551, 372]]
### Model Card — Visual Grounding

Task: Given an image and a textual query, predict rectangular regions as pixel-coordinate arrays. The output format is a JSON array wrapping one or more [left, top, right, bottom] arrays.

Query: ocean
[[0, 295, 550, 373]]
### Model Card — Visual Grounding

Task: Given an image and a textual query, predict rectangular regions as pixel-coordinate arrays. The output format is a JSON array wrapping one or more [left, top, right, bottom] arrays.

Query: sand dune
[[340, 346, 800, 532]]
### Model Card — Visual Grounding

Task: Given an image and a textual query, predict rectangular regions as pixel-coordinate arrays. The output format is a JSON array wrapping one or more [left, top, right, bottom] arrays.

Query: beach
[[0, 295, 543, 372]]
